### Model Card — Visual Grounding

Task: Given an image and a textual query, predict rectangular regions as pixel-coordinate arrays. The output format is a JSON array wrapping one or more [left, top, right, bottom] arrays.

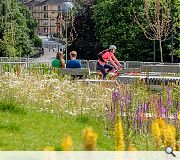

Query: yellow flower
[[128, 145, 137, 151], [178, 112, 180, 122], [114, 119, 124, 151], [60, 136, 73, 151], [156, 118, 165, 127], [83, 127, 98, 151], [151, 120, 162, 149], [156, 118, 166, 146], [164, 124, 176, 150]]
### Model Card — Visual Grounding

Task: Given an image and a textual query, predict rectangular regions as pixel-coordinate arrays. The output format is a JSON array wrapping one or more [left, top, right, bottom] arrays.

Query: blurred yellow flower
[[114, 119, 124, 151], [156, 118, 165, 127], [83, 127, 98, 151], [128, 145, 137, 151], [151, 120, 162, 149], [164, 124, 176, 150], [60, 136, 73, 151]]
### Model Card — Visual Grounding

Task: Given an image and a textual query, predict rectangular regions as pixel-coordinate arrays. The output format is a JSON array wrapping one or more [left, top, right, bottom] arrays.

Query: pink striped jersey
[[98, 50, 121, 69]]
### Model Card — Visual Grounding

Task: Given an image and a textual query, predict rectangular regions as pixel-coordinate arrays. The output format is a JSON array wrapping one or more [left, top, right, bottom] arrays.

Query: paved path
[[36, 36, 65, 62]]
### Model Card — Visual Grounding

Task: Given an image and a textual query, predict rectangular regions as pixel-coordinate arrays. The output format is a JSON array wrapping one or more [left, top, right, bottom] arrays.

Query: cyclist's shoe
[[110, 76, 115, 80], [114, 70, 120, 76]]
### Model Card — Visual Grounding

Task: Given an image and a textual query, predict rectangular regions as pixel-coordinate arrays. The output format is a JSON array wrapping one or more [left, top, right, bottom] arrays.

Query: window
[[44, 13, 48, 18], [58, 6, 61, 11], [44, 20, 48, 26], [44, 28, 48, 33], [44, 6, 48, 11]]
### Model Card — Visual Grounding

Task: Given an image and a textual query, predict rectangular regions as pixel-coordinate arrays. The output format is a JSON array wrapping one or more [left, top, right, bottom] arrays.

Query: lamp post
[[59, 1, 73, 62]]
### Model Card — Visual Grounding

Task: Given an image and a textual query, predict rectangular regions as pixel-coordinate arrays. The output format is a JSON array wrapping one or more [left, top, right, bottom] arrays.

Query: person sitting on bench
[[52, 51, 66, 68], [66, 51, 83, 79], [66, 51, 82, 68]]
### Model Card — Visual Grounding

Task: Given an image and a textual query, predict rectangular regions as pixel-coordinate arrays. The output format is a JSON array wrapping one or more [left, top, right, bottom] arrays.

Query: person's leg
[[104, 64, 118, 80], [104, 64, 114, 72], [97, 62, 107, 79]]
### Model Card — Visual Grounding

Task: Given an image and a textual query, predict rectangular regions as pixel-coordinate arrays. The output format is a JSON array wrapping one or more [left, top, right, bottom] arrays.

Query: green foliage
[[33, 35, 42, 48], [69, 0, 102, 60], [93, 0, 180, 61], [93, 0, 153, 61], [173, 0, 180, 58], [0, 0, 41, 57], [0, 100, 26, 114]]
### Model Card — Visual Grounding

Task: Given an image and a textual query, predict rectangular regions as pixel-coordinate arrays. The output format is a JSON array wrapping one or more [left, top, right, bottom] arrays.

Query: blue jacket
[[66, 59, 82, 68]]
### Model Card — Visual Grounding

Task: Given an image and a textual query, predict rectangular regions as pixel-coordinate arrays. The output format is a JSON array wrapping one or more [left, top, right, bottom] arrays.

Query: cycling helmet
[[109, 45, 117, 50]]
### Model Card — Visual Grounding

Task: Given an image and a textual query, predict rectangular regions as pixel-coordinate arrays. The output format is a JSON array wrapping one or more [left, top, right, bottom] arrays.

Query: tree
[[173, 0, 180, 58], [69, 0, 102, 60], [0, 0, 41, 57], [135, 0, 171, 63], [93, 0, 156, 61]]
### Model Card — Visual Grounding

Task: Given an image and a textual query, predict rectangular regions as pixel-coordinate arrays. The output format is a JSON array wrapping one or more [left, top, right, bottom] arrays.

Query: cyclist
[[97, 45, 123, 79]]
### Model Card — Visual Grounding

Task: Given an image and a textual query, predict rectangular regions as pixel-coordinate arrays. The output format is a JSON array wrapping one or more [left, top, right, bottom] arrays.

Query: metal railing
[[0, 57, 180, 71]]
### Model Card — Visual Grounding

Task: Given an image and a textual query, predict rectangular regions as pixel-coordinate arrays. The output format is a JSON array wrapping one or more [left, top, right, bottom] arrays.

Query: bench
[[141, 65, 180, 76], [117, 75, 180, 86], [60, 68, 90, 79], [118, 65, 180, 87]]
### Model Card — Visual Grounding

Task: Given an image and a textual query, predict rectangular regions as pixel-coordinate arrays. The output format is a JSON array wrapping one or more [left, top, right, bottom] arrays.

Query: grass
[[0, 71, 179, 151], [0, 101, 114, 151]]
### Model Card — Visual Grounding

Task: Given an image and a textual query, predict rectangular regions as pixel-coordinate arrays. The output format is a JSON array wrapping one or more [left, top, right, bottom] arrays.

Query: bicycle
[[96, 66, 123, 80]]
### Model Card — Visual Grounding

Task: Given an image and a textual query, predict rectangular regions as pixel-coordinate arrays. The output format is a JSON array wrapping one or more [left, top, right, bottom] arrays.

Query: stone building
[[26, 0, 73, 36]]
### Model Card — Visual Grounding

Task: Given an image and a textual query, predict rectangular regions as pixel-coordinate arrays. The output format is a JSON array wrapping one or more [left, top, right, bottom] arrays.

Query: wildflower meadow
[[0, 68, 179, 151]]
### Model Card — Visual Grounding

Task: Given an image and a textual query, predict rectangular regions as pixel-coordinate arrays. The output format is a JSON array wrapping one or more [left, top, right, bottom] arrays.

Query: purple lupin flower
[[133, 105, 144, 133], [112, 89, 120, 103], [164, 107, 169, 118], [143, 102, 148, 112], [158, 95, 163, 116]]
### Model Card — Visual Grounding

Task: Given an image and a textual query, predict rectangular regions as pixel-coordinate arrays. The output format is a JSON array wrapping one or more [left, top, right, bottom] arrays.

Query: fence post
[[26, 55, 29, 69]]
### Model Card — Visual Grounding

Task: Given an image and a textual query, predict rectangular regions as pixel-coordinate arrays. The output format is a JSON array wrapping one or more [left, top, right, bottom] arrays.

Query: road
[[36, 36, 65, 62]]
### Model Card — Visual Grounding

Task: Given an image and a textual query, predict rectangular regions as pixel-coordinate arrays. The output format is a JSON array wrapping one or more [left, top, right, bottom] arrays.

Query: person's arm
[[111, 54, 121, 66], [111, 54, 123, 69], [60, 58, 66, 68], [109, 57, 118, 69], [58, 52, 66, 68]]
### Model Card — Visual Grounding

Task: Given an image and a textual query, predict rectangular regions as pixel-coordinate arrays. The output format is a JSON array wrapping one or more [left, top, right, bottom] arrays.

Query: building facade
[[26, 0, 66, 36]]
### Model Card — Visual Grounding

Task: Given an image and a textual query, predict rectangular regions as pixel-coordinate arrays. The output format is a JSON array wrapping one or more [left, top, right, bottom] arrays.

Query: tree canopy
[[92, 0, 180, 61], [0, 0, 41, 57], [70, 0, 179, 62]]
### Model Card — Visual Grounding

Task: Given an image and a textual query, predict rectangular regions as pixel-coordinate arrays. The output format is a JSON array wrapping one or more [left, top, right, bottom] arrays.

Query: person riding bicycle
[[97, 45, 123, 80]]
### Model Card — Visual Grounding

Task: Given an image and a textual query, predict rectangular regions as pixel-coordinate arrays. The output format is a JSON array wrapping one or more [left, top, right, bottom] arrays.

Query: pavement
[[36, 36, 65, 62]]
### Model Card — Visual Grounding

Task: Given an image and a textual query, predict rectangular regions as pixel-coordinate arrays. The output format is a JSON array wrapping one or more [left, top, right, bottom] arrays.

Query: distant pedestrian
[[41, 48, 44, 55]]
